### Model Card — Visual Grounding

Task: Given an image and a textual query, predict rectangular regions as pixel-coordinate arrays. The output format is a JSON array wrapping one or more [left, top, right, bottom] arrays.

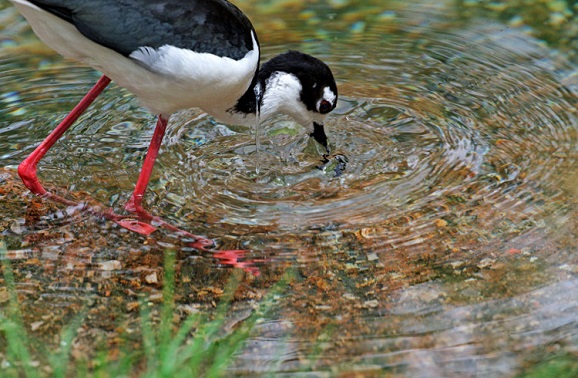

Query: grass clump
[[519, 354, 578, 378], [0, 245, 284, 377]]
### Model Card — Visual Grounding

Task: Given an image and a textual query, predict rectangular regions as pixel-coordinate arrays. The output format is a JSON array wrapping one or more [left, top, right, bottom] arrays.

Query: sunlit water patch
[[231, 278, 578, 376]]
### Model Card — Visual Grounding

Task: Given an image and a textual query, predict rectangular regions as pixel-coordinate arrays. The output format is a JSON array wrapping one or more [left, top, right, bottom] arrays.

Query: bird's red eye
[[319, 99, 332, 114]]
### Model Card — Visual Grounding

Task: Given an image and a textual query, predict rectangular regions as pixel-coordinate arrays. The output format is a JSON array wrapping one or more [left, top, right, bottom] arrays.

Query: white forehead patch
[[323, 86, 336, 103]]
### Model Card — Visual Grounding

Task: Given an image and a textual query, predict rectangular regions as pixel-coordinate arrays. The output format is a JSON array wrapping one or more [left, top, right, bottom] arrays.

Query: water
[[1, 0, 577, 376]]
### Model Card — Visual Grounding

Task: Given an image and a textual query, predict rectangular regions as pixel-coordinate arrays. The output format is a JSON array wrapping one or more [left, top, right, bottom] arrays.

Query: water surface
[[1, 0, 577, 376]]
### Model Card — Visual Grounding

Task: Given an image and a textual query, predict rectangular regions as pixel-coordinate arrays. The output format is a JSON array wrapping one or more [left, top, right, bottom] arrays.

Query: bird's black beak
[[310, 122, 329, 152]]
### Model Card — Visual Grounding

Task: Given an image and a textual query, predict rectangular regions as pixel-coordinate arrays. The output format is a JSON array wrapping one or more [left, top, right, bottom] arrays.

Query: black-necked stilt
[[10, 0, 338, 238]]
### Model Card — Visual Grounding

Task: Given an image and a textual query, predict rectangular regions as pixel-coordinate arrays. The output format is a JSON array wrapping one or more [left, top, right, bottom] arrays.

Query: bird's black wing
[[28, 0, 257, 59]]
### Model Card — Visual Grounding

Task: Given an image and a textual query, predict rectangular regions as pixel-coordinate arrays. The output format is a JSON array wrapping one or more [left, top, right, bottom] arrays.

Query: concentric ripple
[[1, 13, 576, 260], [144, 23, 578, 257]]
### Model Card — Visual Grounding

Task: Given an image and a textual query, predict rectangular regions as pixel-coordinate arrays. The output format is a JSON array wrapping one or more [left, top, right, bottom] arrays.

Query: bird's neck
[[217, 69, 305, 127]]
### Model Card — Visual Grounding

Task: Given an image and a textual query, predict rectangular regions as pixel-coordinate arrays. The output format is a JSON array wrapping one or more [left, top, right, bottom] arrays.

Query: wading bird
[[10, 0, 338, 242]]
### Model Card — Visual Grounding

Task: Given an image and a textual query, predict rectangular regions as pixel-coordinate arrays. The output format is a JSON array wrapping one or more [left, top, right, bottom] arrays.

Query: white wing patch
[[126, 31, 259, 114], [129, 32, 259, 85], [129, 46, 162, 69]]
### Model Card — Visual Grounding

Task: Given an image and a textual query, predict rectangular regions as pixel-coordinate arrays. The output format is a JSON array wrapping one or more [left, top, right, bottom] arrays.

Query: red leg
[[114, 114, 169, 235], [18, 75, 112, 198], [124, 114, 169, 216], [16, 76, 227, 251], [116, 114, 214, 245]]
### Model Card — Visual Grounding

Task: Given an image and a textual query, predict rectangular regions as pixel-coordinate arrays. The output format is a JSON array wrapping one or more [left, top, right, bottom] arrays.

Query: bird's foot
[[114, 218, 158, 235], [120, 202, 260, 274], [24, 187, 258, 273], [108, 204, 259, 274], [213, 249, 261, 276], [123, 199, 215, 249]]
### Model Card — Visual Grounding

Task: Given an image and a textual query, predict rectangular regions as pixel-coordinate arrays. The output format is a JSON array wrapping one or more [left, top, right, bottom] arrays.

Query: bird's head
[[257, 51, 338, 151]]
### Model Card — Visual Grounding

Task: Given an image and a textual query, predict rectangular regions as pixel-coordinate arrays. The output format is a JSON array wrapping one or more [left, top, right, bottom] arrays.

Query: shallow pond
[[1, 0, 577, 376]]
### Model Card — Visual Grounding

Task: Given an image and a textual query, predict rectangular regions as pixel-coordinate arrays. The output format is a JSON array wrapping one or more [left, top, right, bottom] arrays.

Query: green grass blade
[[1, 257, 39, 378]]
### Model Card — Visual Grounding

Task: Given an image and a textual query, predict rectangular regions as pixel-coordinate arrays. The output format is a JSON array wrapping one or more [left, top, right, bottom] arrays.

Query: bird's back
[[26, 0, 257, 59], [11, 0, 261, 116]]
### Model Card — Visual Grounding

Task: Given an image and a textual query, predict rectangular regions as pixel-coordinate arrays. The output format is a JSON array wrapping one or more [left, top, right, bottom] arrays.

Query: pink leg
[[16, 74, 153, 235], [118, 115, 215, 246], [114, 114, 168, 235], [124, 114, 169, 216], [18, 75, 111, 199], [16, 76, 226, 252]]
